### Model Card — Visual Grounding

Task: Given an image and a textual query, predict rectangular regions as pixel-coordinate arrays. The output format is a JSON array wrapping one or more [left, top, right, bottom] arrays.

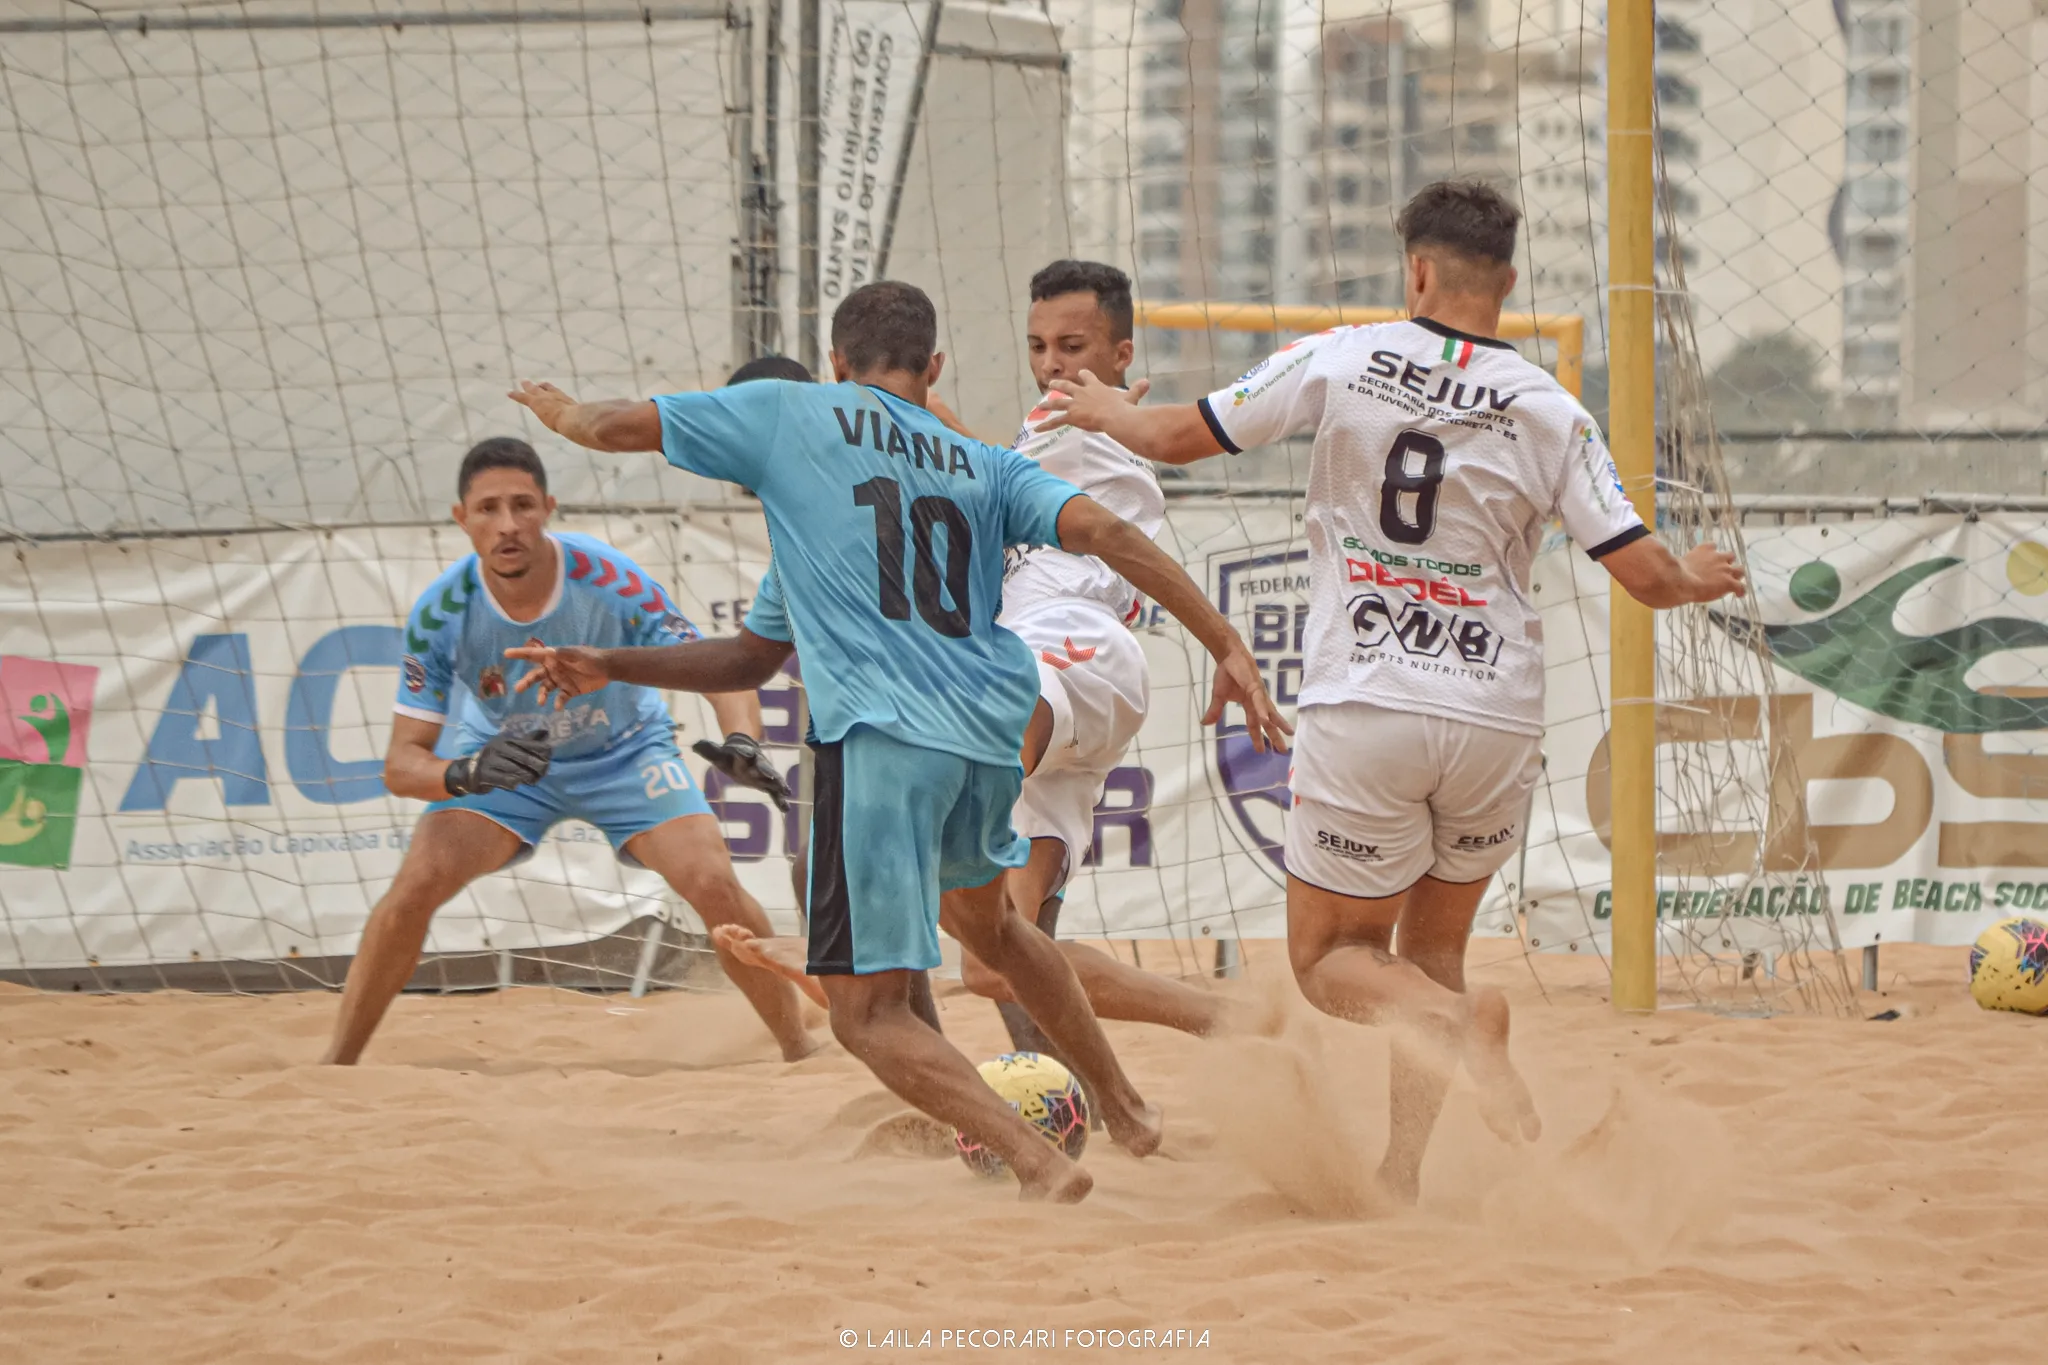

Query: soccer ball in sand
[[955, 1052, 1089, 1178], [1969, 917, 2048, 1014]]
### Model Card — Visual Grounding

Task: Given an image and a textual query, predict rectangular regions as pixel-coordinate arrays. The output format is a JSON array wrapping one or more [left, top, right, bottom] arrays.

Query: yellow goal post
[[1133, 303, 1586, 400]]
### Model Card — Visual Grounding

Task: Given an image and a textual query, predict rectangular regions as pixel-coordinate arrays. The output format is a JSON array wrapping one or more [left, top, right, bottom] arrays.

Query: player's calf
[[943, 879, 1162, 1158], [626, 814, 820, 1061], [322, 809, 522, 1065], [965, 901, 1233, 1042], [820, 969, 1091, 1204]]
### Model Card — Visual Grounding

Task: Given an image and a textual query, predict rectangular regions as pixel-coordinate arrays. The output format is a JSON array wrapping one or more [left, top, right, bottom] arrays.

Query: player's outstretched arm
[[509, 380, 662, 452], [1599, 537, 1747, 609], [506, 631, 793, 706], [383, 714, 550, 801], [1035, 371, 1220, 466], [384, 715, 460, 801], [709, 691, 765, 740], [1054, 496, 1292, 753]]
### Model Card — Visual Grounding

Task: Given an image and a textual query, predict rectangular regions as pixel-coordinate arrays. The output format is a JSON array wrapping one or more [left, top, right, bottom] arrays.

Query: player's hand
[[1681, 542, 1747, 603], [1034, 370, 1144, 435], [1203, 645, 1293, 753], [509, 379, 576, 433], [505, 643, 610, 708], [692, 732, 792, 812], [444, 728, 551, 797]]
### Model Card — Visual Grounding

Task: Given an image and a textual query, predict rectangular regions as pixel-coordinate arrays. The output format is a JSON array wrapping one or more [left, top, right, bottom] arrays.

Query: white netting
[[3, 0, 2045, 1004], [0, 6, 746, 537]]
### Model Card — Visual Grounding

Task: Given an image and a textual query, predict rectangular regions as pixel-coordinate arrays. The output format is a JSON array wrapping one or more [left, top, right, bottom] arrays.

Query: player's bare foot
[[1103, 1097, 1165, 1158], [1463, 987, 1542, 1144], [1017, 1158, 1094, 1204], [712, 925, 829, 1011]]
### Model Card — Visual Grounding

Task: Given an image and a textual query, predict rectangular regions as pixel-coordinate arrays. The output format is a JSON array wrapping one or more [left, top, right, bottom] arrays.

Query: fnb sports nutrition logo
[[0, 656, 98, 870]]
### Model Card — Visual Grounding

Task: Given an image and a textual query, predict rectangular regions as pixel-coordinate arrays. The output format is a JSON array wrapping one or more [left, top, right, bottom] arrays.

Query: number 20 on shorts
[[642, 760, 692, 799]]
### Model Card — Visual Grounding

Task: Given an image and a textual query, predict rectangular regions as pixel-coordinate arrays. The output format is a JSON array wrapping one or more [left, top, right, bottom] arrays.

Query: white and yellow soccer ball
[[1969, 916, 2048, 1015], [954, 1052, 1090, 1178]]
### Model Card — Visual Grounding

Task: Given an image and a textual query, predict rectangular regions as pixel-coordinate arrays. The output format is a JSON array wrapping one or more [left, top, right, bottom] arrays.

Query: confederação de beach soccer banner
[[1529, 512, 2048, 955], [1188, 508, 2048, 957], [3, 508, 2047, 976]]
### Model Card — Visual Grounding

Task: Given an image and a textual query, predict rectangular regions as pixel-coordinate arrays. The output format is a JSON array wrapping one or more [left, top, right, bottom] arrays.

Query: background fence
[[1, 0, 2043, 996]]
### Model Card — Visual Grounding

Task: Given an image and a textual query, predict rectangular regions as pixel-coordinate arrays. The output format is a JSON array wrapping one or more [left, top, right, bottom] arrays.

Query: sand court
[[1, 943, 2039, 1364]]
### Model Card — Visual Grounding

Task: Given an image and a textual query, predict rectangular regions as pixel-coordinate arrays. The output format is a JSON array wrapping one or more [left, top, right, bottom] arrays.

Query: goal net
[[0, 2, 764, 989], [3, 0, 2044, 1008]]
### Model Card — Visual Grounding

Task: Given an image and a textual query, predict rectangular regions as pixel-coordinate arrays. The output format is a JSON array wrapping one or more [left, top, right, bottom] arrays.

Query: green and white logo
[[0, 656, 99, 869], [1713, 544, 2048, 735]]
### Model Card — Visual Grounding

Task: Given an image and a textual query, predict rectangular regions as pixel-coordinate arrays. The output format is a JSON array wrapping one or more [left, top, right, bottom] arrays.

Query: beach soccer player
[[508, 280, 1289, 1201], [701, 265, 1242, 1053], [716, 352, 948, 1038], [1037, 180, 1746, 1200], [926, 260, 1241, 1047], [318, 438, 817, 1065]]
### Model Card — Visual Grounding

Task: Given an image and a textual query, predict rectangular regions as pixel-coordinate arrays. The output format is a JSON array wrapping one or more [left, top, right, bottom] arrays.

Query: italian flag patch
[[1441, 336, 1475, 368]]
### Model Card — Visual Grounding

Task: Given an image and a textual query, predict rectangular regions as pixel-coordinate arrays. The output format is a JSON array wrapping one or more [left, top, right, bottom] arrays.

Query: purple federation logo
[[1209, 547, 1310, 883]]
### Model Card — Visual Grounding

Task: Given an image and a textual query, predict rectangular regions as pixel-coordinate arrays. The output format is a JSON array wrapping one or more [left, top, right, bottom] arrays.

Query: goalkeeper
[[319, 437, 817, 1065]]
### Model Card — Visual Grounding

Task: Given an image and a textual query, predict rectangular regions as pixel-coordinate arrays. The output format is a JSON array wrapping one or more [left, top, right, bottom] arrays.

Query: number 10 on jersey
[[854, 476, 974, 638]]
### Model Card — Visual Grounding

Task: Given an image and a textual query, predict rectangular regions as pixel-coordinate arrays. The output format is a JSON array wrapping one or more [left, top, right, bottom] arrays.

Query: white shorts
[[1285, 701, 1542, 899], [1004, 597, 1149, 894]]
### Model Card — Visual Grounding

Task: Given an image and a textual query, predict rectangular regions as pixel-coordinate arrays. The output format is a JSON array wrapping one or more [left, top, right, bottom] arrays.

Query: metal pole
[[1607, 0, 1658, 1014], [730, 1, 761, 368], [796, 0, 822, 374], [1861, 943, 1879, 992], [792, 677, 814, 938], [629, 917, 665, 998], [0, 5, 728, 31], [757, 0, 785, 360]]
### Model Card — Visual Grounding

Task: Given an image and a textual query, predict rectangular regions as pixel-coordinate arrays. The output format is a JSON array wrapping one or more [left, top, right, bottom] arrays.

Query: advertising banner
[[814, 0, 936, 361], [4, 509, 2044, 976]]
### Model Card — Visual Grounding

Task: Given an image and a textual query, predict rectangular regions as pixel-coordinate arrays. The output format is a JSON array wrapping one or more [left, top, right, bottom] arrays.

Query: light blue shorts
[[427, 726, 712, 863], [806, 724, 1029, 976]]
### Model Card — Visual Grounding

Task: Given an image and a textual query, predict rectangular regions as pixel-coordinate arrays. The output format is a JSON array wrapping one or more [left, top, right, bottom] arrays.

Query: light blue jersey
[[657, 380, 1083, 767], [743, 566, 791, 643], [395, 530, 699, 762]]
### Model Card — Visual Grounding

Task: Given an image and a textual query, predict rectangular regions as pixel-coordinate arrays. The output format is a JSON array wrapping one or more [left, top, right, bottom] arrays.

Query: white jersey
[[1000, 394, 1167, 623], [1201, 318, 1647, 737]]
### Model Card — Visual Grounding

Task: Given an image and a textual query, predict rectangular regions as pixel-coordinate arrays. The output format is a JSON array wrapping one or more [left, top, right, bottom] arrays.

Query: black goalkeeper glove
[[692, 732, 791, 811], [443, 728, 552, 797]]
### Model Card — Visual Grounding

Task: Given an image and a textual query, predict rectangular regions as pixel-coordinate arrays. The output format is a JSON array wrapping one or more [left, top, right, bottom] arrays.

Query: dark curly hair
[[1395, 180, 1521, 266], [457, 436, 546, 501], [1028, 259, 1135, 342], [830, 280, 938, 374]]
